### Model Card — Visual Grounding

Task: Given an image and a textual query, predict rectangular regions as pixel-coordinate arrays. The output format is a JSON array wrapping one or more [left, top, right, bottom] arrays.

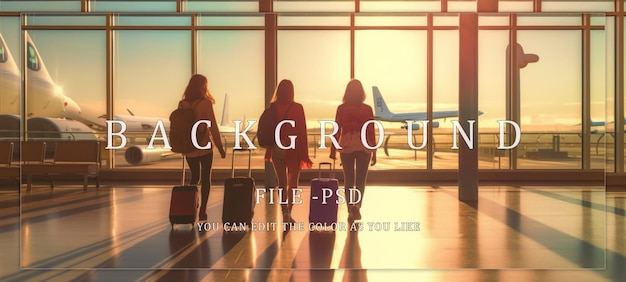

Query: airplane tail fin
[[25, 32, 53, 82], [0, 33, 20, 76], [372, 86, 393, 117], [220, 93, 229, 127]]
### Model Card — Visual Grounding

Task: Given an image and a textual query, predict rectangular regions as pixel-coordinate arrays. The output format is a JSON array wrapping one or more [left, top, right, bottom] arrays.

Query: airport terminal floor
[[0, 183, 624, 282]]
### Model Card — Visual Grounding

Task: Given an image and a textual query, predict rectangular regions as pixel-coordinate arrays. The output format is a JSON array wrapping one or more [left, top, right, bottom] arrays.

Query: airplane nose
[[64, 96, 82, 115]]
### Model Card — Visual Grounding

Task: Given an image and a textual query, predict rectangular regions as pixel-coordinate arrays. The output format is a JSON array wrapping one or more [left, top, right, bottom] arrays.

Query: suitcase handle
[[231, 148, 252, 178], [181, 156, 186, 186], [318, 161, 335, 180]]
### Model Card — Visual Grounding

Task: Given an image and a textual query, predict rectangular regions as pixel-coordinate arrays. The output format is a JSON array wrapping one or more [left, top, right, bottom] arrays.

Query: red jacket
[[264, 102, 312, 168]]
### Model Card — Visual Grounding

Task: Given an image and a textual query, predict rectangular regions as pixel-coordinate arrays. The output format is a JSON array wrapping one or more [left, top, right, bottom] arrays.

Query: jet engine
[[124, 145, 172, 165], [400, 121, 440, 131], [401, 123, 421, 130]]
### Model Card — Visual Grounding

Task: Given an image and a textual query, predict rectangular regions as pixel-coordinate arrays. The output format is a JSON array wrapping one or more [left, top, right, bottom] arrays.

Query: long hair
[[182, 74, 215, 104], [270, 79, 295, 104], [342, 79, 366, 105]]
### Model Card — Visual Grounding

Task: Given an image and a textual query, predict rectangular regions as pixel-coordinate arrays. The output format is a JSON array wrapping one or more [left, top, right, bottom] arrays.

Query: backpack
[[169, 100, 200, 154], [257, 103, 293, 149]]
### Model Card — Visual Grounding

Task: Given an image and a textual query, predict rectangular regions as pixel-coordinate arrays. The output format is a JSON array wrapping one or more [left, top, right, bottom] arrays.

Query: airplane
[[372, 86, 484, 130], [0, 32, 241, 165], [590, 119, 626, 128], [372, 86, 485, 156], [0, 34, 20, 116], [0, 32, 83, 121]]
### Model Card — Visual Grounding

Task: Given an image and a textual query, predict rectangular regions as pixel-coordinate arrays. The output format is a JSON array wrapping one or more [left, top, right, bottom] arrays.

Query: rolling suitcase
[[309, 162, 339, 226], [222, 149, 255, 228], [169, 156, 199, 228]]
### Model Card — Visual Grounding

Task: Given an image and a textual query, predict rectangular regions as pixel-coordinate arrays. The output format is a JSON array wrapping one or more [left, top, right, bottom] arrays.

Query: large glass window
[[113, 30, 191, 168], [277, 29, 351, 167], [24, 30, 106, 146], [11, 10, 617, 174], [590, 24, 607, 170], [197, 30, 265, 169], [478, 29, 509, 169], [432, 28, 460, 169], [517, 29, 583, 169], [355, 29, 428, 170]]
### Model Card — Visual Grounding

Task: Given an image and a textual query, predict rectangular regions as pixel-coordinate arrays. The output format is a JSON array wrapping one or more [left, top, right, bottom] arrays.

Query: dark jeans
[[340, 150, 371, 208], [186, 151, 214, 211]]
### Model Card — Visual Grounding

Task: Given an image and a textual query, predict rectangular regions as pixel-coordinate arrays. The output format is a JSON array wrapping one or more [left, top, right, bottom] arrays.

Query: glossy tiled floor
[[0, 184, 624, 281]]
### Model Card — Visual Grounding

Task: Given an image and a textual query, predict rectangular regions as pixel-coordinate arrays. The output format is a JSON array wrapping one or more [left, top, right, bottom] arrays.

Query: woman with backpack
[[179, 74, 226, 221], [264, 79, 313, 223]]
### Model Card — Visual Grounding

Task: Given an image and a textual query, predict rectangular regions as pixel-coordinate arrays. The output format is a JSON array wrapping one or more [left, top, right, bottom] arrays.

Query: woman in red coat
[[330, 79, 377, 222], [265, 79, 313, 223]]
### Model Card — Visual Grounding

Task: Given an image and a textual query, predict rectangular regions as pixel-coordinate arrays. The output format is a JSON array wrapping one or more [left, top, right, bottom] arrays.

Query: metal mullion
[[21, 15, 27, 143], [278, 26, 352, 31], [21, 26, 107, 30], [81, 0, 90, 12], [191, 14, 197, 75], [509, 13, 518, 170], [616, 14, 625, 173], [582, 14, 591, 170], [534, 0, 542, 12], [355, 26, 458, 31], [354, 0, 358, 82], [350, 13, 355, 79], [607, 12, 626, 17], [194, 26, 264, 31], [24, 26, 252, 31], [276, 26, 459, 32], [516, 26, 603, 31], [427, 14, 434, 170], [264, 13, 277, 107], [106, 14, 114, 168], [480, 26, 605, 31], [111, 26, 193, 30]]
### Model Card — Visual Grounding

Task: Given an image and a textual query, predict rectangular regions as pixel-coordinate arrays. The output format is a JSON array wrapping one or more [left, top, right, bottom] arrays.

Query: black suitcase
[[222, 149, 255, 228], [169, 156, 199, 228]]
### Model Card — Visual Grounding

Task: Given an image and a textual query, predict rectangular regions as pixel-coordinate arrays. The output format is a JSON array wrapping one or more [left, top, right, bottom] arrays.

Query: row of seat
[[0, 141, 101, 191]]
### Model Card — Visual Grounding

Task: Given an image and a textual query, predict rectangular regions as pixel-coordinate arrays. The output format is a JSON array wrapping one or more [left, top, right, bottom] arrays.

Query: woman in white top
[[329, 79, 377, 222]]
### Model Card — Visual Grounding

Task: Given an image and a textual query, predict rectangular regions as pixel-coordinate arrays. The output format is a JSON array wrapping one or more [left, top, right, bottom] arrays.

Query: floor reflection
[[3, 185, 622, 281], [339, 231, 367, 282]]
